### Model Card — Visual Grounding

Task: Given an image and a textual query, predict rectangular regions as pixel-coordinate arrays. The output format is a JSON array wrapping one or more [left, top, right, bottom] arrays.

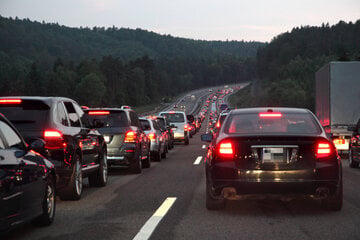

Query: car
[[219, 103, 229, 112], [156, 116, 174, 150], [120, 105, 131, 110], [84, 108, 151, 172], [348, 118, 360, 168], [0, 97, 108, 201], [202, 107, 342, 211], [139, 118, 166, 161], [0, 113, 56, 232], [159, 111, 189, 145]]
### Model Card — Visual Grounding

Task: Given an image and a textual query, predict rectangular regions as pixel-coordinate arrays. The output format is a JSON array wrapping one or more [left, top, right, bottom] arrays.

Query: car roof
[[0, 96, 77, 105]]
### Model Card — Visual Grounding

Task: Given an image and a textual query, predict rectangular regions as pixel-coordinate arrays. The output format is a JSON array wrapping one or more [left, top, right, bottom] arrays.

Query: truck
[[315, 61, 360, 154]]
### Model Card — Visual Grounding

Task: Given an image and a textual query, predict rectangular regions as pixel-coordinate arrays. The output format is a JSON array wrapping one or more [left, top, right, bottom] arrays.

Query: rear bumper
[[107, 144, 138, 166]]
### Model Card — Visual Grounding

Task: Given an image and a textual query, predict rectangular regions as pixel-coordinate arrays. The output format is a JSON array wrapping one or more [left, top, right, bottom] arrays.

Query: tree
[[74, 73, 106, 106]]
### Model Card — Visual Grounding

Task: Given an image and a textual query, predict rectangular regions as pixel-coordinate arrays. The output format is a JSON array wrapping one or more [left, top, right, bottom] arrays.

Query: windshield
[[160, 113, 185, 123], [0, 100, 50, 131], [225, 112, 322, 135], [87, 111, 129, 128]]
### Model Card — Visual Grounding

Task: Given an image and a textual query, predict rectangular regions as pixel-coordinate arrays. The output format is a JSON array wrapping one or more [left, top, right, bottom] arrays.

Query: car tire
[[185, 137, 189, 145], [349, 150, 359, 168], [33, 175, 56, 226], [130, 152, 142, 174], [142, 151, 151, 168], [152, 150, 161, 162], [161, 146, 167, 159], [322, 174, 343, 211], [59, 154, 83, 201], [206, 180, 225, 210], [89, 148, 108, 187]]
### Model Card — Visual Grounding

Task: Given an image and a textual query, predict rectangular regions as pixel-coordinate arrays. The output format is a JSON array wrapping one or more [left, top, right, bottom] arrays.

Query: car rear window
[[160, 113, 185, 123], [0, 100, 50, 131], [225, 112, 322, 135], [139, 119, 151, 131], [87, 111, 129, 128]]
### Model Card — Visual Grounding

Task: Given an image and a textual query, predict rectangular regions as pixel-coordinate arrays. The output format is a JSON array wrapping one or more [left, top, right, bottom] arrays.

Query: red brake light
[[218, 141, 234, 157], [316, 141, 332, 158], [259, 112, 282, 118], [88, 111, 110, 115], [216, 121, 220, 128], [44, 130, 66, 149], [0, 99, 22, 104], [124, 130, 137, 143], [184, 124, 189, 131], [148, 132, 156, 141], [333, 138, 345, 145]]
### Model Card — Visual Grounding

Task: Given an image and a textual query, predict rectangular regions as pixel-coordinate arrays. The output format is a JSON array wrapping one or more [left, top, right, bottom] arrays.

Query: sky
[[0, 0, 359, 42]]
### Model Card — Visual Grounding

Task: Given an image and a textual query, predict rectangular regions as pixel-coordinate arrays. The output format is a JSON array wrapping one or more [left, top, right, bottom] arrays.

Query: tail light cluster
[[316, 141, 333, 158], [148, 132, 156, 141], [44, 130, 67, 149], [124, 130, 137, 143], [184, 124, 190, 131], [217, 141, 234, 158]]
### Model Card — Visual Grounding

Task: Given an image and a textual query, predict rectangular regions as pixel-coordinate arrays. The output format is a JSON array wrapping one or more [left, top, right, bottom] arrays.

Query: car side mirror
[[29, 139, 46, 151], [201, 134, 213, 142]]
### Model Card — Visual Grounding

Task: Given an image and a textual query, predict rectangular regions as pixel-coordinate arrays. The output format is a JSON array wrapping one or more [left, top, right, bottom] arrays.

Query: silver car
[[158, 111, 189, 145], [139, 117, 166, 161]]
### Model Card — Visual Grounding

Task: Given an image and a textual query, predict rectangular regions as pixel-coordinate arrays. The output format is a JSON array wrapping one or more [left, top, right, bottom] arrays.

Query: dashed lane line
[[132, 197, 177, 240], [193, 156, 203, 165]]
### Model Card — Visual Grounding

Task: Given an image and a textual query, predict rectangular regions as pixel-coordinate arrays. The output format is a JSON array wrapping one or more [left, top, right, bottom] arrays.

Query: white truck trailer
[[315, 61, 360, 153]]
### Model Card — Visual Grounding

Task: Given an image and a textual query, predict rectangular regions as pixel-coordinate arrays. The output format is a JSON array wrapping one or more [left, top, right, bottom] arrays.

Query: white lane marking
[[133, 197, 177, 240], [202, 145, 206, 149], [193, 156, 203, 165]]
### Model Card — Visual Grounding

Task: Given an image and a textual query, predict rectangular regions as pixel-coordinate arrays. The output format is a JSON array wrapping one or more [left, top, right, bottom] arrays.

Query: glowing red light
[[88, 111, 110, 115], [259, 112, 282, 118], [0, 99, 22, 104]]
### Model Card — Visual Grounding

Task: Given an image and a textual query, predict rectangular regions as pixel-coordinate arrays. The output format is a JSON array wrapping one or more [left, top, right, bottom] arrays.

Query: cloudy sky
[[0, 0, 359, 42]]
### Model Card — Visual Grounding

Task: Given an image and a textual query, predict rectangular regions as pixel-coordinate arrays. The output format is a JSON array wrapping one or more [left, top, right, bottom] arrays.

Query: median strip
[[193, 156, 203, 165], [133, 197, 177, 240]]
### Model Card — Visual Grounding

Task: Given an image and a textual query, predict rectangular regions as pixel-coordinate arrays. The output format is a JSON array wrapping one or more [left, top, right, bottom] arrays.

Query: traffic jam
[[1, 79, 360, 239]]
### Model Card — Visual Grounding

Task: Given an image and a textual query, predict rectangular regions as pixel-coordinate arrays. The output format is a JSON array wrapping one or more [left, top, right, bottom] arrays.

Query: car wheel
[[33, 176, 56, 226], [349, 150, 359, 168], [206, 180, 225, 210], [59, 154, 82, 201], [142, 151, 151, 168], [161, 145, 167, 159], [130, 152, 142, 174], [89, 148, 108, 187], [185, 137, 189, 145], [322, 175, 343, 211]]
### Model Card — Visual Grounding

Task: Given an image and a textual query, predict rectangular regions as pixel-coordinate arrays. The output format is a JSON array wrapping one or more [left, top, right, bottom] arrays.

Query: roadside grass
[[228, 84, 260, 109]]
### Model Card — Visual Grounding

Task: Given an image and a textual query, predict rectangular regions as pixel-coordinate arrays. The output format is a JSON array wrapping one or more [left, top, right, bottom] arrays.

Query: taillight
[[148, 132, 156, 141], [316, 141, 332, 158], [259, 112, 282, 118], [88, 111, 110, 115], [333, 138, 345, 145], [218, 141, 234, 158], [124, 130, 137, 143], [0, 99, 22, 104], [184, 124, 189, 131], [44, 130, 67, 149], [216, 121, 220, 128]]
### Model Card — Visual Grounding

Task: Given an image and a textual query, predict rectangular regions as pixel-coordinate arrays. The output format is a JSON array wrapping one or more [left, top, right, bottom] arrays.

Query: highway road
[[4, 84, 360, 240]]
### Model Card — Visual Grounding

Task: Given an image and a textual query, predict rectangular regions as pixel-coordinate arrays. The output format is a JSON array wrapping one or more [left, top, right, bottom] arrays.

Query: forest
[[0, 16, 359, 109], [0, 16, 262, 107]]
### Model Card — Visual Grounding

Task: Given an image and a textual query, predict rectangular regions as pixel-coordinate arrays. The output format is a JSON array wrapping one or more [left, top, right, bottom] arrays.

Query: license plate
[[262, 147, 286, 163]]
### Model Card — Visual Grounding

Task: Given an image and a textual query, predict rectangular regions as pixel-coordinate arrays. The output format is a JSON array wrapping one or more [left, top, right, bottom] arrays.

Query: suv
[[85, 108, 150, 172], [159, 111, 189, 145], [0, 97, 108, 200]]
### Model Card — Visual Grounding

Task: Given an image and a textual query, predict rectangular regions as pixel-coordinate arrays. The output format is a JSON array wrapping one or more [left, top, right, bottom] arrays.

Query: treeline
[[250, 20, 360, 110], [0, 54, 256, 107], [0, 16, 262, 106]]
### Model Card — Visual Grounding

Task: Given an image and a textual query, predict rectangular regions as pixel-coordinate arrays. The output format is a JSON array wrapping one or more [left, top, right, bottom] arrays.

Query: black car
[[156, 116, 174, 150], [0, 113, 56, 232], [348, 118, 360, 168], [202, 107, 342, 211], [85, 108, 150, 173], [0, 97, 108, 201]]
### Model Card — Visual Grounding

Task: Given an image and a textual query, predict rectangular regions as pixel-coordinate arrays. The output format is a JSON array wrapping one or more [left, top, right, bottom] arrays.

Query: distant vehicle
[[121, 105, 131, 109], [0, 114, 56, 232], [348, 118, 360, 168], [0, 97, 108, 200], [219, 103, 229, 112], [173, 104, 179, 108], [85, 108, 150, 172], [139, 118, 166, 161], [202, 108, 342, 211], [159, 111, 189, 145], [209, 89, 213, 92], [316, 61, 360, 153], [191, 95, 196, 100]]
